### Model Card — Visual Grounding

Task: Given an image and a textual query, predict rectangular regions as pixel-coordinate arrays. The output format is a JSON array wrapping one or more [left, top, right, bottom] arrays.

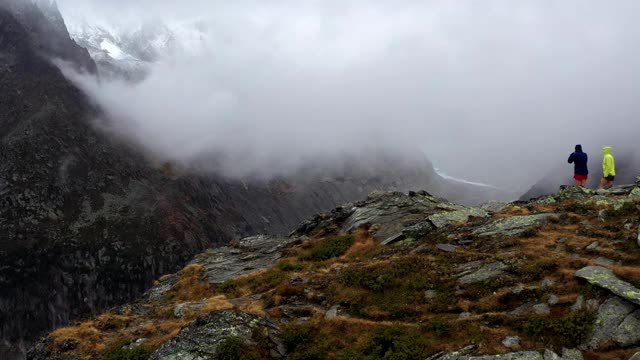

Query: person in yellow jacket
[[599, 146, 616, 189]]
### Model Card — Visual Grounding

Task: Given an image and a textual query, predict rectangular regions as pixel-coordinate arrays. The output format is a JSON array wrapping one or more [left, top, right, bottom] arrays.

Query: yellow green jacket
[[602, 146, 616, 177]]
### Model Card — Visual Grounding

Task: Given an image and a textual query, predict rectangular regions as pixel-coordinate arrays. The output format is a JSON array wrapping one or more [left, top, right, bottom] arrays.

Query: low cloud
[[57, 0, 640, 191]]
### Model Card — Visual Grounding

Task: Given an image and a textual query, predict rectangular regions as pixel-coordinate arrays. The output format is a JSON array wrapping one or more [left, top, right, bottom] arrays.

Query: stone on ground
[[575, 266, 640, 306]]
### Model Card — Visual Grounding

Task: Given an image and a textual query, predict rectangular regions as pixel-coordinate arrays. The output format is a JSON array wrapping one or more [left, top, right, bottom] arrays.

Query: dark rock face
[[0, 5, 213, 358]]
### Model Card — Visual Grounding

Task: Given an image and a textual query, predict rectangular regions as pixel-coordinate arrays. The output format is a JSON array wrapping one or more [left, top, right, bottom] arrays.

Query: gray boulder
[[428, 208, 489, 229], [575, 266, 640, 306], [585, 241, 599, 251], [458, 262, 509, 284], [437, 244, 458, 253], [612, 309, 640, 347], [544, 349, 561, 360], [150, 310, 280, 360], [561, 348, 583, 360], [502, 336, 521, 348], [472, 214, 557, 237], [584, 297, 636, 350], [481, 201, 510, 213], [558, 186, 595, 199], [533, 303, 551, 315]]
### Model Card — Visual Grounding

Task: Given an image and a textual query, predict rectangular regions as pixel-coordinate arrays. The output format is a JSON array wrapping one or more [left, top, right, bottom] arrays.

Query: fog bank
[[57, 0, 640, 191]]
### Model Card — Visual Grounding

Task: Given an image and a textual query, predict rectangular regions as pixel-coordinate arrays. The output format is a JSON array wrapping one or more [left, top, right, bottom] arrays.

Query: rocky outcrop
[[150, 311, 282, 360], [26, 185, 640, 359], [472, 214, 557, 237], [293, 190, 489, 244], [146, 235, 294, 303]]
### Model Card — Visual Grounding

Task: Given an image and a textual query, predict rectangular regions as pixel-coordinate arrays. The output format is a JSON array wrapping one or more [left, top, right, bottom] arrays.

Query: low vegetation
[[302, 235, 355, 262], [37, 189, 640, 359]]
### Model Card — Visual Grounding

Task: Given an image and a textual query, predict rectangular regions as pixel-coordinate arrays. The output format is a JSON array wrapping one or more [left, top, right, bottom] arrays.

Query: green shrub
[[281, 324, 314, 352], [516, 259, 559, 282], [523, 310, 595, 346], [105, 342, 152, 360], [250, 269, 286, 293], [604, 201, 639, 218], [217, 337, 261, 360], [425, 318, 450, 337], [565, 202, 596, 214], [219, 279, 238, 293], [277, 261, 304, 272], [362, 326, 432, 360], [463, 276, 515, 299], [339, 257, 431, 292], [303, 235, 354, 262]]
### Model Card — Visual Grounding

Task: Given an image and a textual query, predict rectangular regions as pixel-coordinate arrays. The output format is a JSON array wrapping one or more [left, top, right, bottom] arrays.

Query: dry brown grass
[[611, 265, 640, 286], [165, 264, 212, 302], [345, 229, 379, 258], [51, 320, 107, 356], [494, 206, 531, 218]]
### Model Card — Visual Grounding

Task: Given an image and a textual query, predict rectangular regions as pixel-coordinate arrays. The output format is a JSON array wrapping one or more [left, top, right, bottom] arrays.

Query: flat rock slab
[[437, 244, 458, 253], [428, 208, 489, 229], [472, 214, 557, 237], [193, 235, 293, 285], [574, 266, 640, 306], [481, 201, 510, 213], [458, 262, 509, 284]]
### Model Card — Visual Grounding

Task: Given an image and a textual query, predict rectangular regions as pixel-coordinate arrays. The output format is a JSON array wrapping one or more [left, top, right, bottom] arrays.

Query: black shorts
[[604, 175, 615, 181]]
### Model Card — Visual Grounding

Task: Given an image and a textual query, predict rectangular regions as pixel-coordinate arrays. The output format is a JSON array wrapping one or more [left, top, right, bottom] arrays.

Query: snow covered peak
[[68, 18, 208, 81]]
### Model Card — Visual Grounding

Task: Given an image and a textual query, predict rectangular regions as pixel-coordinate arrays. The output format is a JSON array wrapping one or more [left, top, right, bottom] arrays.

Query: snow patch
[[100, 39, 125, 60]]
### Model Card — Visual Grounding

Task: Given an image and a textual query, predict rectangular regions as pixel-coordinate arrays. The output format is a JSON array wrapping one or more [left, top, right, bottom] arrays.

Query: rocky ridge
[[28, 181, 640, 359]]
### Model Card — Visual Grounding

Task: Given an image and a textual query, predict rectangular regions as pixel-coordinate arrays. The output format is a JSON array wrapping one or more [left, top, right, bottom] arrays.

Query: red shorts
[[574, 174, 588, 181]]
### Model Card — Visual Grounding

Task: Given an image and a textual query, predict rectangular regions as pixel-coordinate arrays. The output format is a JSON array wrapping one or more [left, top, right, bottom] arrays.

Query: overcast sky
[[55, 0, 640, 191]]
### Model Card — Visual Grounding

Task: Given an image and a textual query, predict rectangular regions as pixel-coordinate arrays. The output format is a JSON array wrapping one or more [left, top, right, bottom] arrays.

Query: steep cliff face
[[0, 5, 215, 358]]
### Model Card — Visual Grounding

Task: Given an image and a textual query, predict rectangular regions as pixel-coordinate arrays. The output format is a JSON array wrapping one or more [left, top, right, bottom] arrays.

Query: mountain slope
[[28, 183, 640, 360]]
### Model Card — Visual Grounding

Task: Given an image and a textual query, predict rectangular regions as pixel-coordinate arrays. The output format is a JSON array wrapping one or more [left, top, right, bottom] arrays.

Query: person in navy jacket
[[568, 144, 588, 187]]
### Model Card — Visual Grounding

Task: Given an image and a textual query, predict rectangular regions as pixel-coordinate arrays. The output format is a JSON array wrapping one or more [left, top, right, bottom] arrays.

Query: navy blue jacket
[[568, 145, 588, 175]]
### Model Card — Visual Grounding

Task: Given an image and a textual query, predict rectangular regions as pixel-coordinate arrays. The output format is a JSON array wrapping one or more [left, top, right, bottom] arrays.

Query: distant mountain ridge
[[66, 16, 208, 81]]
